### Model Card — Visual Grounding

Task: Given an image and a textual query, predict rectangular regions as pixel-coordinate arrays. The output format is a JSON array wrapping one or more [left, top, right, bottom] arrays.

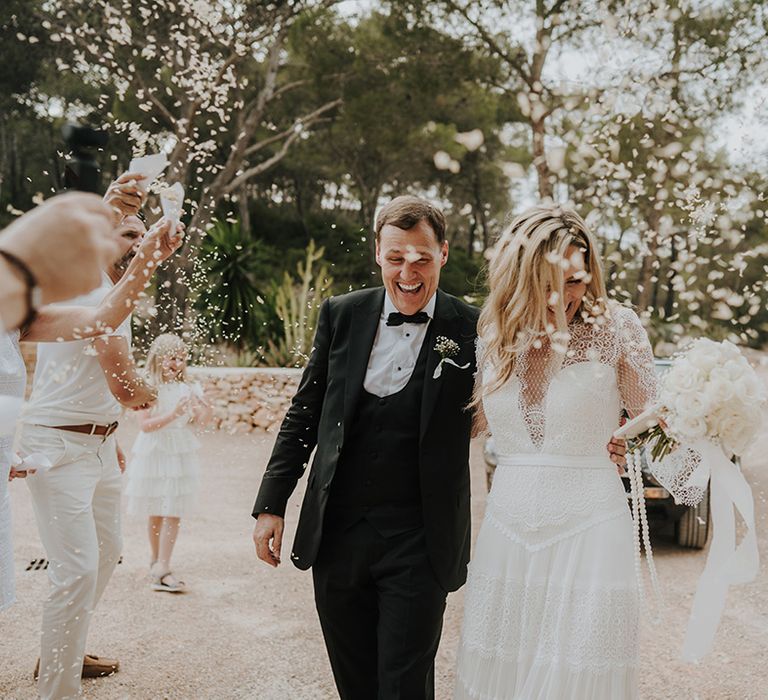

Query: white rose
[[670, 392, 710, 423], [730, 372, 767, 406], [721, 359, 748, 381], [705, 370, 735, 403], [663, 359, 703, 394], [717, 411, 759, 456], [686, 344, 719, 374], [673, 414, 708, 441], [718, 339, 743, 362]]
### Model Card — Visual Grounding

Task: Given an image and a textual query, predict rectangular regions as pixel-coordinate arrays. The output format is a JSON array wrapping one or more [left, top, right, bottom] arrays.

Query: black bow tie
[[386, 311, 430, 327]]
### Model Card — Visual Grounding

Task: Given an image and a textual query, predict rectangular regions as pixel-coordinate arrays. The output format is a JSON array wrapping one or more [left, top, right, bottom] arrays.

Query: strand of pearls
[[628, 449, 665, 619], [628, 451, 646, 604], [637, 453, 663, 610]]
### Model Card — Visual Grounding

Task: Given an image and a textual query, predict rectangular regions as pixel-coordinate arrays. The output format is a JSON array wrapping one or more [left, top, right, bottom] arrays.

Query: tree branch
[[268, 79, 309, 102], [224, 131, 303, 195], [135, 75, 177, 130], [444, 0, 532, 87], [224, 98, 342, 194], [241, 36, 285, 132], [245, 116, 334, 158], [243, 123, 304, 157], [545, 0, 569, 19], [550, 19, 602, 45]]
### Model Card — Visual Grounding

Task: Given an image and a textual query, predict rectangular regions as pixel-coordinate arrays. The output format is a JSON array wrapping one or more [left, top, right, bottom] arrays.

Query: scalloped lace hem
[[455, 656, 638, 700], [484, 504, 629, 552]]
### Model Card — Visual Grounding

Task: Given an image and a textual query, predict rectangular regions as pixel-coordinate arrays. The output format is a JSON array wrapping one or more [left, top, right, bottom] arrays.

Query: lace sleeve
[[615, 306, 658, 417], [473, 336, 490, 438], [615, 306, 705, 507]]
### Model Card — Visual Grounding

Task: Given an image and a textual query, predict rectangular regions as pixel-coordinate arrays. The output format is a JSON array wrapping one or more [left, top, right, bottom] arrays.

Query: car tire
[[675, 489, 710, 549]]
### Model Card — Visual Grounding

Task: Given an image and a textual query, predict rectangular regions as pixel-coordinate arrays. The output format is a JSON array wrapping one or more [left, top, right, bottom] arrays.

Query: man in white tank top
[[18, 205, 181, 700]]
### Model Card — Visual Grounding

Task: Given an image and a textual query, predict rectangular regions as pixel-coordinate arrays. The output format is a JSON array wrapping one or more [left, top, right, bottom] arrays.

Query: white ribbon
[[432, 358, 470, 380], [680, 439, 759, 662]]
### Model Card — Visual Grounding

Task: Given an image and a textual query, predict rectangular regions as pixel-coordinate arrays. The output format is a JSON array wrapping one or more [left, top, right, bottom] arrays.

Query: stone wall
[[189, 367, 302, 434], [21, 341, 302, 433]]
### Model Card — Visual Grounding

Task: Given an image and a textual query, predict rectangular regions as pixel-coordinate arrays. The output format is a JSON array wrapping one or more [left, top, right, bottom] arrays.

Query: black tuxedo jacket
[[252, 287, 480, 592]]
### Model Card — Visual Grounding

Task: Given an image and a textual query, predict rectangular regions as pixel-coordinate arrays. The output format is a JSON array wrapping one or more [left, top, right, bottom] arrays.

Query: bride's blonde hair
[[476, 205, 607, 399]]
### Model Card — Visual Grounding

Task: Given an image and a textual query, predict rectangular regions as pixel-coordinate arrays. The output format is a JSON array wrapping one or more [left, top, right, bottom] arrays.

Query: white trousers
[[22, 425, 122, 700], [0, 453, 14, 611]]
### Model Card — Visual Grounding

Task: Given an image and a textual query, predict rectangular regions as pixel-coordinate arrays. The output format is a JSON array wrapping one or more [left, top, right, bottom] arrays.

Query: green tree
[[194, 219, 278, 351], [39, 0, 343, 330], [561, 0, 768, 345], [280, 9, 514, 253], [262, 240, 334, 367]]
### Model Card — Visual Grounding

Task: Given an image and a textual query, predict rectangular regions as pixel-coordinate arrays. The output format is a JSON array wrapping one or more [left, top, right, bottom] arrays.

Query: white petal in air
[[455, 129, 484, 151]]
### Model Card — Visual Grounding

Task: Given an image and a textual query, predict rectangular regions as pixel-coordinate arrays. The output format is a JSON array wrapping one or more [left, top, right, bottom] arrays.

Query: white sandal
[[151, 570, 186, 593]]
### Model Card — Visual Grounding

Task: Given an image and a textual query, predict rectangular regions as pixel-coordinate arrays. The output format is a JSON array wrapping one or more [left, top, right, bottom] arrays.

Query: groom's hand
[[253, 514, 284, 567]]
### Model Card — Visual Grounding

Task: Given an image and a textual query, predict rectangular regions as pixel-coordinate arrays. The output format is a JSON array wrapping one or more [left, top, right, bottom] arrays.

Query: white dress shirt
[[363, 292, 436, 398]]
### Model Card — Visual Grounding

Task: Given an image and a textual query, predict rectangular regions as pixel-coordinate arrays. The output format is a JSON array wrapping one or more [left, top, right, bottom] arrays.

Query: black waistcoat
[[325, 332, 430, 534]]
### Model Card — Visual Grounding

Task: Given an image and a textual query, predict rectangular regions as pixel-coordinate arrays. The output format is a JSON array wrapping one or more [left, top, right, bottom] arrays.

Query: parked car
[[483, 358, 712, 549]]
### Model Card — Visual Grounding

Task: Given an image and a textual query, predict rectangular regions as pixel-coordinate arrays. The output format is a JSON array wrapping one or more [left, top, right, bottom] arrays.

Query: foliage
[[32, 0, 343, 329], [261, 240, 334, 367], [2, 1, 768, 356], [440, 247, 485, 302], [194, 219, 277, 350]]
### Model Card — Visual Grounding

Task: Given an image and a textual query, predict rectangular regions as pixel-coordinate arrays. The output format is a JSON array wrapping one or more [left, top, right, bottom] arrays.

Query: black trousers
[[312, 518, 447, 700]]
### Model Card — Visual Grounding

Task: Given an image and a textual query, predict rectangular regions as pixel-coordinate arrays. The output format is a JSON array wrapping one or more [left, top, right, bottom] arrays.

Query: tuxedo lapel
[[420, 290, 460, 442], [343, 288, 384, 429]]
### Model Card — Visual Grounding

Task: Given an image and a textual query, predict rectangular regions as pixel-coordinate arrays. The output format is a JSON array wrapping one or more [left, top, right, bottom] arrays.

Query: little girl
[[125, 333, 212, 593]]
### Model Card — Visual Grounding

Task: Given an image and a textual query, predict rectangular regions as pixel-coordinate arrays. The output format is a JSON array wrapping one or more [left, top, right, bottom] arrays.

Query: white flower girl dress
[[126, 381, 203, 517]]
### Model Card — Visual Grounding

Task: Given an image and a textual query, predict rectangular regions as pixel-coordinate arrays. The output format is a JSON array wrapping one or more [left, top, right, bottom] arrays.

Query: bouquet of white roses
[[620, 338, 765, 461], [615, 337, 765, 663]]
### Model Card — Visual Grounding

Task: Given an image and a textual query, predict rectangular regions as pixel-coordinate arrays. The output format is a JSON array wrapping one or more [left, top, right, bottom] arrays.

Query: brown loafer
[[82, 654, 119, 678], [33, 654, 119, 680]]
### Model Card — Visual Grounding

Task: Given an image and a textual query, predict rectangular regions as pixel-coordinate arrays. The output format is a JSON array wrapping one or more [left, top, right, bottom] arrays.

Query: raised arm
[[94, 334, 157, 409], [0, 193, 118, 329], [23, 218, 183, 342]]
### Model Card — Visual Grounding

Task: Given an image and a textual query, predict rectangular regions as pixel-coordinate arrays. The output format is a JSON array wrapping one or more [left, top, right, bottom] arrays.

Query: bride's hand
[[607, 435, 627, 474]]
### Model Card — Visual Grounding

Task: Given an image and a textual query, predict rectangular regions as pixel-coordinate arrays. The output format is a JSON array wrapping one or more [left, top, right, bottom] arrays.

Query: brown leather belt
[[52, 422, 119, 437]]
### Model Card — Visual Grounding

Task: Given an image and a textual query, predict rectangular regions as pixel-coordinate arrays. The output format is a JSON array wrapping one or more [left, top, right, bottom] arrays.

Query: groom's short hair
[[375, 196, 446, 244]]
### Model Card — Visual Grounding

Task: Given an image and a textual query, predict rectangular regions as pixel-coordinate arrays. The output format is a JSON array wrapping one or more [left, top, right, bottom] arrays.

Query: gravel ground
[[1, 394, 766, 699]]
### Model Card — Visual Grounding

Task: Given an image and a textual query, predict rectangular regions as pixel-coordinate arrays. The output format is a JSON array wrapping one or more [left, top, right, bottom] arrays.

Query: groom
[[252, 195, 479, 699]]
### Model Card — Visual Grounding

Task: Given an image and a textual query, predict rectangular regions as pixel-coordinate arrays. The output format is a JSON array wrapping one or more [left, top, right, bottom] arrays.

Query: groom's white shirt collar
[[382, 291, 437, 320], [367, 291, 437, 397]]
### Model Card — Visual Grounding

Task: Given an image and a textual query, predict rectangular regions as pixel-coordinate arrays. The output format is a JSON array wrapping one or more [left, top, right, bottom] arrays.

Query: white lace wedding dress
[[455, 305, 673, 700]]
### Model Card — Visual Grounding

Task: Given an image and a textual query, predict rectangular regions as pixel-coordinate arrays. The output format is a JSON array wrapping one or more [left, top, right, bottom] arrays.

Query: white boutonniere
[[433, 336, 470, 379]]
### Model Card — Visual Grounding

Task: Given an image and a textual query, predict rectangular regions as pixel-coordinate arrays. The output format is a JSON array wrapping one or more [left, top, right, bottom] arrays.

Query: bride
[[454, 205, 700, 699]]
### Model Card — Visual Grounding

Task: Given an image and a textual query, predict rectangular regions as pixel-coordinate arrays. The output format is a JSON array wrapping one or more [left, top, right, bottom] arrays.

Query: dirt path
[[1, 404, 766, 699]]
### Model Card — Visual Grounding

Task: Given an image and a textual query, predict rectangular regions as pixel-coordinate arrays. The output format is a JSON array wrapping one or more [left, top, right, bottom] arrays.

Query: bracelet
[[0, 248, 39, 329]]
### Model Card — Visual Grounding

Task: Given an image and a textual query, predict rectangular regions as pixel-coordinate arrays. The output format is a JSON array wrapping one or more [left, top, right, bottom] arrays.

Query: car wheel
[[675, 489, 710, 549]]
